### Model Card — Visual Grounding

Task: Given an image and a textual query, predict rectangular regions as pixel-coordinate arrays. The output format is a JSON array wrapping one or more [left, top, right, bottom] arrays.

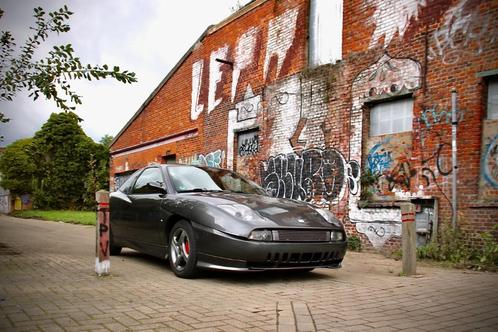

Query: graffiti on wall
[[191, 7, 300, 120], [191, 59, 205, 121], [359, 54, 420, 100], [368, 0, 426, 49], [266, 76, 303, 155], [419, 105, 465, 131], [197, 150, 224, 167], [232, 27, 260, 103], [383, 156, 416, 193], [236, 86, 262, 122], [260, 148, 360, 208], [428, 0, 498, 65], [482, 134, 498, 189], [265, 75, 330, 156], [179, 150, 225, 168], [356, 222, 402, 249], [350, 207, 402, 249], [366, 133, 415, 196], [417, 104, 464, 189], [227, 87, 262, 169], [180, 150, 225, 168], [420, 131, 452, 188], [238, 131, 259, 157], [263, 7, 299, 80], [208, 45, 229, 113], [349, 54, 421, 247], [367, 137, 393, 174]]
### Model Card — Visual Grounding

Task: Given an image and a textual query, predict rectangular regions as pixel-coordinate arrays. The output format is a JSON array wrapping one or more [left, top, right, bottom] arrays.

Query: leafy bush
[[347, 235, 362, 252], [475, 224, 498, 270], [0, 138, 35, 194], [1, 112, 110, 210], [359, 169, 380, 201], [417, 224, 498, 271]]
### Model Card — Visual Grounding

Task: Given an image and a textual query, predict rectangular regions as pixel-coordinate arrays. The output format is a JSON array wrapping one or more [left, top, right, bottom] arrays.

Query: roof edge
[[110, 0, 268, 149], [109, 27, 211, 149]]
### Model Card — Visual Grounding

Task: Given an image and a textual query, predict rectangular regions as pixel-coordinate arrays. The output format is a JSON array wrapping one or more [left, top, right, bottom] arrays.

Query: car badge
[[297, 218, 306, 223]]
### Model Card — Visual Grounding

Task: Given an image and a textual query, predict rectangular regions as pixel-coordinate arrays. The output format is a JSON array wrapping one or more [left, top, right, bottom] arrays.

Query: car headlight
[[331, 231, 344, 242], [315, 208, 343, 228], [218, 204, 263, 222], [248, 229, 273, 241]]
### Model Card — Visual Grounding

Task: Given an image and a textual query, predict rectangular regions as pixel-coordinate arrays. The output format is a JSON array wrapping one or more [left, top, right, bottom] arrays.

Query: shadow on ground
[[117, 249, 337, 284]]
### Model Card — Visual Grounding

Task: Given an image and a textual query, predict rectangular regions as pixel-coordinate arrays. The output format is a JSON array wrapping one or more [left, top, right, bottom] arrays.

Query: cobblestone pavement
[[1, 215, 497, 332]]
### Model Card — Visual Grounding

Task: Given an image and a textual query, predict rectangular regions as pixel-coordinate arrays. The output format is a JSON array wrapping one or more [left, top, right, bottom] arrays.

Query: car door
[[128, 167, 166, 253]]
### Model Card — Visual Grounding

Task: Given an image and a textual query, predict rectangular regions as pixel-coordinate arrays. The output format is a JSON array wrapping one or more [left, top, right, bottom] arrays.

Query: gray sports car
[[110, 164, 347, 278]]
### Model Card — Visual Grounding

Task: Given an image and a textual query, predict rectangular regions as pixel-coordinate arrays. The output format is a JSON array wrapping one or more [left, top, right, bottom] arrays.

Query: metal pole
[[451, 90, 458, 229]]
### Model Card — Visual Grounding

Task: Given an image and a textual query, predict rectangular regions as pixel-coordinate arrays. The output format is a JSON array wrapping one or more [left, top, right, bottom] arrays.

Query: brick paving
[[0, 215, 497, 332]]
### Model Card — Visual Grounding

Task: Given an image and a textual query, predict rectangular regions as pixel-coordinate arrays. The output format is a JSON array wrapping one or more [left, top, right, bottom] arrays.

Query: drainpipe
[[451, 90, 458, 229]]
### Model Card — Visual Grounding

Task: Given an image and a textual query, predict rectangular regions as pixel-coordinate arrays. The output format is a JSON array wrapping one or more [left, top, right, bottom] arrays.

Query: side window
[[132, 168, 164, 194], [115, 170, 138, 193], [487, 77, 498, 120]]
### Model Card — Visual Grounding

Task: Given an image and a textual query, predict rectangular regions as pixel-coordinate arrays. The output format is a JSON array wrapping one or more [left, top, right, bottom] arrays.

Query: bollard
[[95, 190, 110, 276], [401, 202, 416, 276]]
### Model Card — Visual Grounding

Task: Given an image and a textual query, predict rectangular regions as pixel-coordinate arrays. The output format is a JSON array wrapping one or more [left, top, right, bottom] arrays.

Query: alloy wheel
[[170, 228, 190, 271]]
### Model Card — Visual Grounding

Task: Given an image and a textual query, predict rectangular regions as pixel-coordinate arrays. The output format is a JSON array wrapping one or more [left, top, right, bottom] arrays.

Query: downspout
[[451, 89, 458, 229]]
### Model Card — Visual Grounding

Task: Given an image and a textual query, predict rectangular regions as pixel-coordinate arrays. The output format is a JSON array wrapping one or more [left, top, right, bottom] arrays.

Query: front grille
[[248, 251, 343, 269], [274, 230, 330, 242]]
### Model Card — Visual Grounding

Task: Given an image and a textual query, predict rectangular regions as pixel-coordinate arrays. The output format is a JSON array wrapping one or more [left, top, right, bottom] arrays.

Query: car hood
[[168, 192, 340, 237]]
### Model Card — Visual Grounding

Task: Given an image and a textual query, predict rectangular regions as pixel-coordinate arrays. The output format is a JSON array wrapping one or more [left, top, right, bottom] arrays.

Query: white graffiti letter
[[232, 27, 259, 102], [263, 7, 299, 80], [208, 45, 229, 113], [191, 59, 204, 120], [368, 0, 426, 49]]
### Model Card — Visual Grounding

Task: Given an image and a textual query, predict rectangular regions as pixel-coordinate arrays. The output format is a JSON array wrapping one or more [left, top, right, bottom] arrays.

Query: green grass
[[12, 210, 96, 226]]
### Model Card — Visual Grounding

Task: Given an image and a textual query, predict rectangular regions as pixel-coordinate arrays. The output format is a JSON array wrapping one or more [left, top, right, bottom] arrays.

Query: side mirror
[[146, 181, 167, 194]]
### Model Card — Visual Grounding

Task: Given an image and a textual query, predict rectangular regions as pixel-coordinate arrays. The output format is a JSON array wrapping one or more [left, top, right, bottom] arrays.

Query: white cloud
[[0, 0, 250, 145]]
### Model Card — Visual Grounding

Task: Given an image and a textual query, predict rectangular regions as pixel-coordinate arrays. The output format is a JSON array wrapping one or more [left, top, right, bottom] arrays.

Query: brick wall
[[110, 0, 498, 250], [340, 0, 498, 249]]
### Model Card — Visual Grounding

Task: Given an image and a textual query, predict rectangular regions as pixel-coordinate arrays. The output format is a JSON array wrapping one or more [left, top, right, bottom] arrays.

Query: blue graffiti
[[195, 150, 224, 168], [482, 135, 498, 189], [367, 139, 393, 174], [419, 106, 465, 129]]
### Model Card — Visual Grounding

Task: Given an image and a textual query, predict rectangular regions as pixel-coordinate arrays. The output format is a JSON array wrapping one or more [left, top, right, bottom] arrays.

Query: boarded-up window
[[370, 98, 413, 136], [309, 0, 343, 67], [237, 130, 259, 157]]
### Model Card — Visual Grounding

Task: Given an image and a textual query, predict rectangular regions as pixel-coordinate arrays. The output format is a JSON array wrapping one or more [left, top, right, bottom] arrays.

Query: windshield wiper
[[178, 188, 223, 193]]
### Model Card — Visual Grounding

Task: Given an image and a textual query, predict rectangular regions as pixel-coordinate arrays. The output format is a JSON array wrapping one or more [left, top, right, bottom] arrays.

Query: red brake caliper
[[184, 239, 190, 255]]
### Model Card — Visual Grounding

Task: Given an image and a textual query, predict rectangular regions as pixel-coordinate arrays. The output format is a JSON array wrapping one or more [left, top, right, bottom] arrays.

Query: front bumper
[[193, 223, 347, 271]]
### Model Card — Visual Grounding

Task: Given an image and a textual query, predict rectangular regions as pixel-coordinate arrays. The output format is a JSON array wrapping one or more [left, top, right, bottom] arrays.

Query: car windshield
[[168, 166, 267, 195]]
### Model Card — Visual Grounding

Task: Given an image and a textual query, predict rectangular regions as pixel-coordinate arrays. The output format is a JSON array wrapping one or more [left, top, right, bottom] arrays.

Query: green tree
[[83, 136, 112, 208], [0, 6, 137, 120], [30, 112, 105, 209], [99, 134, 114, 148], [0, 138, 36, 195]]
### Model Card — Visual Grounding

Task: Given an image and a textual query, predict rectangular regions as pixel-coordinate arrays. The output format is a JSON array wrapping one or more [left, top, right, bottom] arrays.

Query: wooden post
[[95, 190, 110, 276], [401, 202, 416, 276]]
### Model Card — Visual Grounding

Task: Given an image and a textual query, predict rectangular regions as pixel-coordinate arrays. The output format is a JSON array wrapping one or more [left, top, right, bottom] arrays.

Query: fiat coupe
[[109, 164, 347, 278]]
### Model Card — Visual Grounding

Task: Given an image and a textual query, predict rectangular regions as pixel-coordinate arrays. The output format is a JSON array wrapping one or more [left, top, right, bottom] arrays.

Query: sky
[[0, 0, 251, 146]]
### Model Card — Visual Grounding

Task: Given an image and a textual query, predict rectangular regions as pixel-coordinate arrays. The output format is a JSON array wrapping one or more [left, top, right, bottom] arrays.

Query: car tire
[[109, 230, 122, 256], [168, 220, 198, 278]]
